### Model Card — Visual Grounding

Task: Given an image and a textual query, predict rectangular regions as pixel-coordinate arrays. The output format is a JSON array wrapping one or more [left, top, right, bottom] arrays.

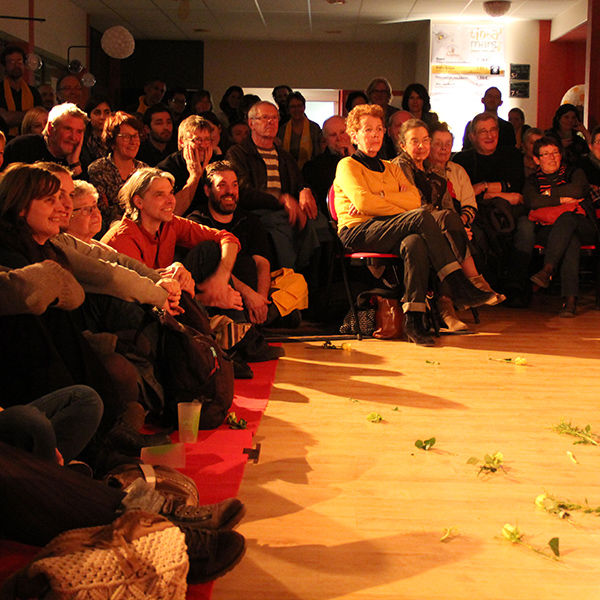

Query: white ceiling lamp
[[483, 1, 511, 17]]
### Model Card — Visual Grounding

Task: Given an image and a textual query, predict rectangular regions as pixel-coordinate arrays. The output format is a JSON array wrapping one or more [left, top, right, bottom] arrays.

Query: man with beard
[[136, 103, 177, 166], [156, 115, 214, 215], [3, 103, 87, 176], [187, 160, 274, 325], [0, 46, 43, 137]]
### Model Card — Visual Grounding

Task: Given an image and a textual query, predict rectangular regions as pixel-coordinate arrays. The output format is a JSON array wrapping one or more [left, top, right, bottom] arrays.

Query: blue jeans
[[0, 385, 103, 463]]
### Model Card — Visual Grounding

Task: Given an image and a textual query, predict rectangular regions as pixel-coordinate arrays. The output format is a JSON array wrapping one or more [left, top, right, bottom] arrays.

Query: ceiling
[[68, 0, 582, 43]]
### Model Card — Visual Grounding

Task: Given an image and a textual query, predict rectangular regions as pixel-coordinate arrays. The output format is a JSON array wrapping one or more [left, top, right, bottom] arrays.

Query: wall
[[204, 40, 419, 109], [537, 19, 586, 129]]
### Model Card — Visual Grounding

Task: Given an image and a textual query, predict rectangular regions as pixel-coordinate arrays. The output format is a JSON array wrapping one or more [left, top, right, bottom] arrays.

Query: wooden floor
[[214, 293, 600, 600]]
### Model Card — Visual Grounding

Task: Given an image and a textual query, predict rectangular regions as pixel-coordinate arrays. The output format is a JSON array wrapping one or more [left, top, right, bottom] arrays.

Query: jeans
[[0, 385, 103, 463]]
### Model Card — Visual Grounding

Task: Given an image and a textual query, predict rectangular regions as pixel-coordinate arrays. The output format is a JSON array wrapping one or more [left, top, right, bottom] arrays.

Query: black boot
[[444, 270, 502, 311], [106, 422, 172, 457], [404, 312, 435, 347]]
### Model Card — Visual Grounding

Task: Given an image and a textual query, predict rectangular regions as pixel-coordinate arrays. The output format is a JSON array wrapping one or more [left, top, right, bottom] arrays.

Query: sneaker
[[180, 527, 246, 584], [531, 269, 552, 288], [168, 498, 247, 530]]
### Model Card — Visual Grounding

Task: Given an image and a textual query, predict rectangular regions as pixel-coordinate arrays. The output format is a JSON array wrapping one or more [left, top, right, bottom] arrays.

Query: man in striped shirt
[[226, 101, 320, 272]]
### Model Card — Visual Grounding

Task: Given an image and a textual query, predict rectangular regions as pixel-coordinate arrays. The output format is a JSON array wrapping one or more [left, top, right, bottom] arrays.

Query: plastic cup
[[178, 401, 201, 444], [141, 443, 186, 468]]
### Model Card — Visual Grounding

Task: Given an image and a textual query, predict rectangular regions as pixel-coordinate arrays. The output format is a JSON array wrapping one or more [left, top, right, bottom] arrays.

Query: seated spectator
[[102, 167, 243, 310], [302, 115, 353, 214], [392, 119, 503, 331], [136, 102, 177, 167], [83, 95, 112, 163], [67, 180, 103, 243], [156, 115, 214, 216], [188, 161, 280, 325], [382, 109, 412, 160], [190, 89, 213, 114], [227, 121, 250, 147], [462, 87, 516, 150], [401, 83, 438, 126], [333, 104, 499, 346], [578, 125, 600, 190], [226, 101, 320, 273], [56, 74, 83, 107], [217, 85, 244, 128], [88, 111, 147, 227], [3, 103, 87, 176], [546, 103, 590, 166], [199, 110, 226, 156], [125, 77, 167, 117], [21, 106, 48, 135], [166, 85, 188, 129], [508, 107, 530, 150], [344, 91, 368, 116], [37, 82, 55, 111], [272, 85, 292, 124], [522, 127, 543, 177], [277, 91, 322, 168], [0, 45, 43, 137], [525, 136, 594, 317], [366, 77, 398, 122], [240, 94, 261, 122]]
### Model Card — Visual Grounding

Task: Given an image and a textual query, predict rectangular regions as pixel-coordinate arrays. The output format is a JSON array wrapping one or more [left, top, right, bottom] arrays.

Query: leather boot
[[469, 274, 506, 303], [403, 312, 435, 346], [437, 296, 469, 332], [445, 270, 503, 311]]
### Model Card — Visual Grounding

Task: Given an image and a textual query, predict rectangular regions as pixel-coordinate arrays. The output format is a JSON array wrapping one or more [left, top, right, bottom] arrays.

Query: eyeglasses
[[539, 151, 561, 159], [475, 127, 499, 137], [252, 116, 279, 123], [72, 204, 100, 216], [117, 133, 140, 142], [5, 58, 24, 66], [431, 141, 453, 150], [407, 137, 431, 147]]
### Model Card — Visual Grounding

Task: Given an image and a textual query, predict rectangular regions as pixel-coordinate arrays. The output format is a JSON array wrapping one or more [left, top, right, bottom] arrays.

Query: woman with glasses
[[525, 136, 594, 317], [392, 119, 503, 330], [66, 180, 103, 243], [88, 111, 148, 229]]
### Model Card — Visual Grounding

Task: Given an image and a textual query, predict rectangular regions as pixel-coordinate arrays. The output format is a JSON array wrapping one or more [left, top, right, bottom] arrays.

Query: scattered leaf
[[348, 398, 360, 403], [552, 418, 599, 445], [566, 451, 579, 464], [440, 526, 459, 542], [468, 451, 504, 475], [500, 523, 560, 561], [367, 412, 383, 423], [488, 356, 528, 365], [415, 437, 436, 451], [548, 537, 560, 557], [226, 412, 247, 430], [392, 406, 399, 411], [425, 359, 440, 365]]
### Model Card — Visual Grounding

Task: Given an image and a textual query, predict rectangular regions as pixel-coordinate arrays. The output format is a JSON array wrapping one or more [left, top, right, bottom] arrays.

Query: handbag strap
[[139, 463, 157, 488]]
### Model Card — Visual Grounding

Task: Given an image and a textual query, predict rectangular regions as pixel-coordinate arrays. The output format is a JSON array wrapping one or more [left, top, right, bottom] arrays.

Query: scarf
[[282, 117, 313, 169], [4, 78, 35, 137], [535, 164, 567, 193], [352, 150, 384, 172]]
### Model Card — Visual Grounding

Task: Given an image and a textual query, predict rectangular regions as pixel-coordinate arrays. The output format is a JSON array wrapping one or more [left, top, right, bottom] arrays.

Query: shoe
[[558, 297, 577, 318], [531, 269, 552, 288], [107, 422, 172, 457], [404, 312, 435, 346], [231, 327, 286, 362], [180, 527, 246, 584], [445, 271, 501, 311], [228, 350, 254, 379], [168, 498, 246, 530], [469, 275, 506, 304], [437, 296, 469, 332], [268, 308, 302, 329]]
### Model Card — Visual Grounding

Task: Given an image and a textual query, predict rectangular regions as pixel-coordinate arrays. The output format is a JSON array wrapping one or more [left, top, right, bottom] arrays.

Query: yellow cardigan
[[333, 157, 421, 231]]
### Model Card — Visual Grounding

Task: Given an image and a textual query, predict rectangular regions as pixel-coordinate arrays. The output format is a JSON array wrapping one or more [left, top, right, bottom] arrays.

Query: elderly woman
[[401, 83, 438, 127], [525, 136, 595, 317], [333, 104, 499, 346], [277, 91, 322, 168], [66, 180, 103, 243], [392, 119, 503, 331], [546, 104, 590, 166], [88, 111, 148, 228]]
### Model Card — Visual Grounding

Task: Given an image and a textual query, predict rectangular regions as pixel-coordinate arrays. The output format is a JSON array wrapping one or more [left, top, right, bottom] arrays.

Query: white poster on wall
[[430, 23, 507, 149]]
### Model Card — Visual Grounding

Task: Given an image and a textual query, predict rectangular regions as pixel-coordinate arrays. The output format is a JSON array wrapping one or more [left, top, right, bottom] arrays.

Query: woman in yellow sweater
[[333, 104, 501, 345]]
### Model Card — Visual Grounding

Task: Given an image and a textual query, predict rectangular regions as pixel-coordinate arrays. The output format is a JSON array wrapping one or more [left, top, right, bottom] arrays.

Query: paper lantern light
[[101, 26, 135, 59]]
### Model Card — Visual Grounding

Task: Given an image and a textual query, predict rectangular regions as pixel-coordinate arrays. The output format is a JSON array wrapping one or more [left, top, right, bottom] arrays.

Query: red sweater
[[101, 215, 240, 270]]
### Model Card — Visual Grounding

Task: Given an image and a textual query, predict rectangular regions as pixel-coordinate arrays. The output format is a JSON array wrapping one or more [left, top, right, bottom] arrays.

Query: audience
[[522, 127, 544, 177], [21, 106, 48, 135], [83, 95, 112, 163], [366, 77, 398, 121], [401, 83, 438, 126], [508, 107, 530, 150], [56, 75, 83, 107], [217, 85, 244, 128], [546, 103, 590, 166], [136, 102, 177, 166]]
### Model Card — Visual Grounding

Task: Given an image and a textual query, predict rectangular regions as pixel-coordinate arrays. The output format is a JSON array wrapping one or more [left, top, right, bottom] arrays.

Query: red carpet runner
[[0, 358, 279, 599]]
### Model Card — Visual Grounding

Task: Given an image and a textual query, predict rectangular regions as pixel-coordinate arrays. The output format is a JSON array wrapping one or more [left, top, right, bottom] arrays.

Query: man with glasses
[[365, 77, 398, 122], [3, 103, 88, 176], [156, 115, 214, 216], [453, 112, 528, 306], [56, 75, 83, 107], [226, 101, 320, 273], [0, 45, 43, 137]]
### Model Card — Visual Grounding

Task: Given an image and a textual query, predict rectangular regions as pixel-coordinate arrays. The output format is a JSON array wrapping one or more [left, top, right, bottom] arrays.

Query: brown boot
[[469, 275, 506, 303], [437, 296, 469, 332]]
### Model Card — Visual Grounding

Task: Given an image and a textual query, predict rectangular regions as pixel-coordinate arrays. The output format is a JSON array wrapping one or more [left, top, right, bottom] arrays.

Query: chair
[[533, 244, 600, 309]]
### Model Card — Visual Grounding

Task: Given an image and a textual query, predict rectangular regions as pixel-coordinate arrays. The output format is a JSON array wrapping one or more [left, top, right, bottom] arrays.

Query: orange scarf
[[4, 78, 34, 137], [282, 117, 313, 168]]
